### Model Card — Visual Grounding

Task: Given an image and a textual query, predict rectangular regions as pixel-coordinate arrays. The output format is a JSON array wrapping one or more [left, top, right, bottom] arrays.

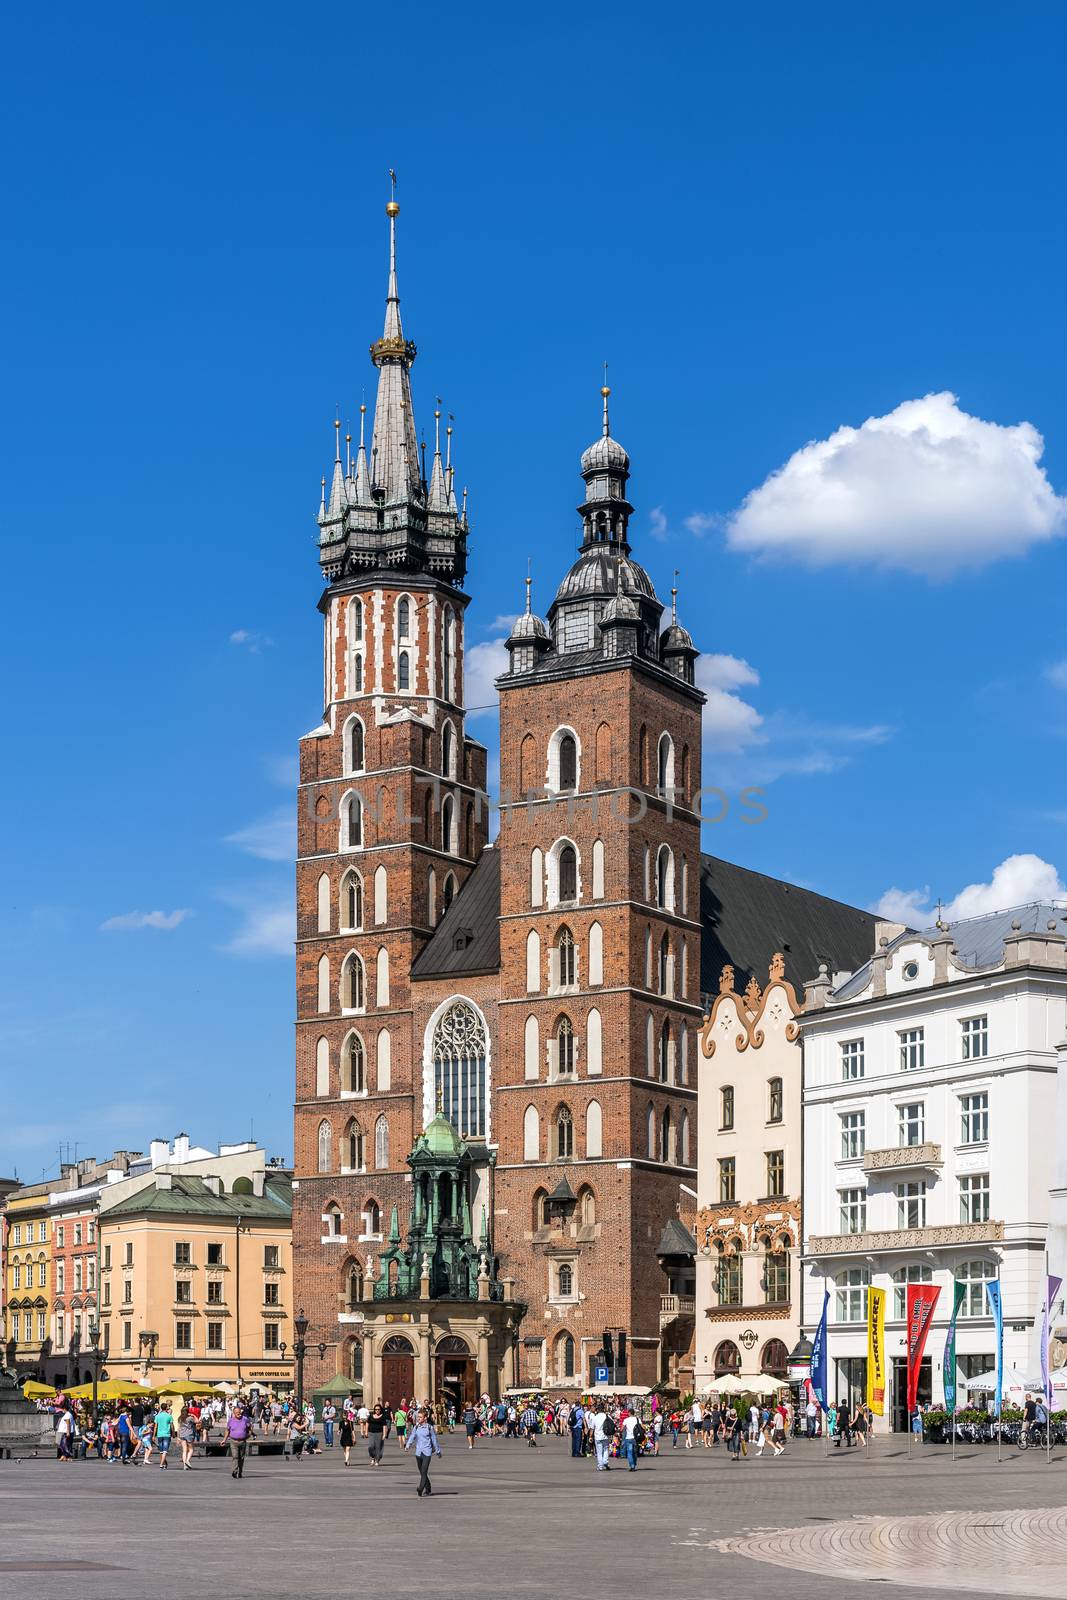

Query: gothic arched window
[[345, 794, 363, 850], [443, 872, 457, 910], [374, 1115, 389, 1170], [398, 650, 410, 691], [341, 1032, 365, 1094], [317, 1119, 332, 1174], [442, 796, 455, 854], [556, 1016, 574, 1076], [555, 1105, 574, 1159], [558, 734, 577, 790], [556, 926, 576, 988], [346, 718, 365, 774], [442, 722, 454, 778], [342, 954, 365, 1012], [558, 845, 577, 902], [431, 1000, 489, 1139], [341, 870, 363, 931], [397, 597, 410, 639], [559, 1332, 575, 1377]]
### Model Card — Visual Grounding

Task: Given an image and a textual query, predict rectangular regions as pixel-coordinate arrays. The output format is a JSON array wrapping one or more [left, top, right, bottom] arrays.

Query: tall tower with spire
[[293, 191, 488, 1376], [493, 385, 704, 1388]]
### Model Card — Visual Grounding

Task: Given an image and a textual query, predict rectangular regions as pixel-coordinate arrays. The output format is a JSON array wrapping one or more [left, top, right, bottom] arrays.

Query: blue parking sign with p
[[595, 1366, 609, 1383]]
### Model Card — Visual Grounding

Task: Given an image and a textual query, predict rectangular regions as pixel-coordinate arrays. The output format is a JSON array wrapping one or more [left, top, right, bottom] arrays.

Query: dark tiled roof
[[410, 843, 878, 995], [656, 1218, 697, 1256], [699, 854, 879, 996], [410, 847, 502, 979], [103, 1173, 292, 1219]]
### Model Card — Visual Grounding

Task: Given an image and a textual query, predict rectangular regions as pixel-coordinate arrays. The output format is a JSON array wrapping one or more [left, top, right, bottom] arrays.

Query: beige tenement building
[[695, 955, 804, 1389], [97, 1152, 294, 1392]]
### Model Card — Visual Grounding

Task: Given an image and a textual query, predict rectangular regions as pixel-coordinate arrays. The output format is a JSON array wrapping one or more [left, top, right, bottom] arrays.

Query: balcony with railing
[[659, 1293, 695, 1326], [862, 1142, 943, 1175]]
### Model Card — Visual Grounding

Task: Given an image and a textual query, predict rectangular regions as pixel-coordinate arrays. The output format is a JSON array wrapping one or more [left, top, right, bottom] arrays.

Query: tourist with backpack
[[591, 1403, 614, 1471]]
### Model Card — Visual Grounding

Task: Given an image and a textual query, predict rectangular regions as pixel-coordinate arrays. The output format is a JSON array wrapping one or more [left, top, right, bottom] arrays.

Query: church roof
[[412, 843, 877, 992], [411, 847, 502, 979], [698, 855, 879, 996]]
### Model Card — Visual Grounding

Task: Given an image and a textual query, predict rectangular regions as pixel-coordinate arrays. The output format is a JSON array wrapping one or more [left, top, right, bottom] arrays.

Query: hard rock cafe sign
[[739, 1329, 758, 1351]]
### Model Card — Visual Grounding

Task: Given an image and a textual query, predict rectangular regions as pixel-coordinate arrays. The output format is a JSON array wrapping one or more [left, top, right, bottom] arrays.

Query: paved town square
[[3, 1437, 1065, 1600]]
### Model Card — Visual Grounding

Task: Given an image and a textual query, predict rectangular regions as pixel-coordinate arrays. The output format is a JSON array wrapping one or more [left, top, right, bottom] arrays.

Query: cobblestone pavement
[[2, 1435, 1063, 1600]]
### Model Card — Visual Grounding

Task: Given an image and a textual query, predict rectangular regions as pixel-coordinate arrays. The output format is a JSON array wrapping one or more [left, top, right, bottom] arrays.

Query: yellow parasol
[[21, 1381, 58, 1399], [155, 1381, 224, 1398], [65, 1379, 157, 1402]]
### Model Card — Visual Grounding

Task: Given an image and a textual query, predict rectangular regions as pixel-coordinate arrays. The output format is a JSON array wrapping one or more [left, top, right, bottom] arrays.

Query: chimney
[[173, 1133, 191, 1162], [874, 920, 907, 945], [202, 1175, 222, 1196], [252, 1172, 265, 1197], [155, 1172, 173, 1191], [149, 1139, 169, 1168]]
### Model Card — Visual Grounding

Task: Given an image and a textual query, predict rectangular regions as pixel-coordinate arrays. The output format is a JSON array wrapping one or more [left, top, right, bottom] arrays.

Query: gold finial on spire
[[601, 360, 611, 437], [434, 398, 442, 457], [672, 568, 679, 624], [334, 413, 342, 462], [359, 402, 367, 448], [345, 430, 352, 474], [525, 557, 532, 614], [446, 412, 454, 471], [387, 168, 399, 217]]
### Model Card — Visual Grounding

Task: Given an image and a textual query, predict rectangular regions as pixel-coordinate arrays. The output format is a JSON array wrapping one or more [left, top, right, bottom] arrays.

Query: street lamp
[[294, 1310, 309, 1413], [88, 1322, 101, 1422], [185, 1365, 192, 1383]]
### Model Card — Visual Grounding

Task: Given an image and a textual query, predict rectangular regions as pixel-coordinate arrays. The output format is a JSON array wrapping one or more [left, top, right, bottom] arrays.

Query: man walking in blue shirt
[[404, 1407, 442, 1496], [570, 1402, 585, 1457]]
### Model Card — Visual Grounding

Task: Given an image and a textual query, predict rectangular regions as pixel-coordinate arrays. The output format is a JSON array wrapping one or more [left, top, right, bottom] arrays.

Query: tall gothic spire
[[369, 178, 422, 505], [428, 401, 448, 510]]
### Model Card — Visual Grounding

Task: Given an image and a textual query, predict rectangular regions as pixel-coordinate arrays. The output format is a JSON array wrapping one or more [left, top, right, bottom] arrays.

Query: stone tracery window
[[431, 1000, 488, 1139]]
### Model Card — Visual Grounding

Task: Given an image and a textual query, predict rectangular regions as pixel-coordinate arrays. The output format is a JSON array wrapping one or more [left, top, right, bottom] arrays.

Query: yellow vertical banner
[[867, 1286, 886, 1414]]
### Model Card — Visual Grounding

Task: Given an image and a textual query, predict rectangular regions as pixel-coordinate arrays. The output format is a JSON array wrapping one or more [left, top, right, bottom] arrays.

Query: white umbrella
[[702, 1374, 746, 1395], [963, 1366, 1042, 1392], [747, 1375, 790, 1396]]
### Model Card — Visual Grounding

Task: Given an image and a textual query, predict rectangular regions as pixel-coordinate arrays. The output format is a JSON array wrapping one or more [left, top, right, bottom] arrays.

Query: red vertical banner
[[905, 1283, 941, 1413]]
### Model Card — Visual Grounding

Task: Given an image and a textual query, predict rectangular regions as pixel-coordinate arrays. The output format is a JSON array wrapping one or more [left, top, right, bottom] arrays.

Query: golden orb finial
[[386, 200, 400, 218], [601, 385, 611, 398]]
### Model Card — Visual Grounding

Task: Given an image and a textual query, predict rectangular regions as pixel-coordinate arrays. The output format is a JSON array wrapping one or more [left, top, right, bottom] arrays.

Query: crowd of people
[[36, 1385, 812, 1482]]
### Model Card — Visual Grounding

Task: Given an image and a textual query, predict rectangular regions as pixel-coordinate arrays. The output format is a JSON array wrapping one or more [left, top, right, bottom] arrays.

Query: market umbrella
[[156, 1381, 225, 1398], [66, 1379, 157, 1402], [748, 1376, 790, 1396], [21, 1381, 58, 1399], [702, 1374, 747, 1395]]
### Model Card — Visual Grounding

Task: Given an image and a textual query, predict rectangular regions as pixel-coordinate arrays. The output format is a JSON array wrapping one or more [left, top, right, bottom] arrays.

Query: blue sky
[[2, 2, 1066, 1181]]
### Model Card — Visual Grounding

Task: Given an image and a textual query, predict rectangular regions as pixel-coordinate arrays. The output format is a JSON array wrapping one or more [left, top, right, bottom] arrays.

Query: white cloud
[[230, 629, 273, 653], [464, 636, 511, 718], [724, 392, 1067, 577], [699, 653, 760, 693], [1046, 660, 1067, 691], [649, 506, 668, 542], [874, 852, 1067, 925], [684, 512, 718, 538], [100, 909, 192, 932], [224, 805, 294, 862], [217, 891, 294, 957]]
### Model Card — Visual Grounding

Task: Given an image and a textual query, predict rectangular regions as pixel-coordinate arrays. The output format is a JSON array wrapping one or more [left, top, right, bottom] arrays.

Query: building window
[[397, 596, 410, 639], [123, 1243, 134, 1267], [12, 1225, 21, 1245], [719, 1157, 736, 1203], [176, 1322, 193, 1351], [374, 1115, 389, 1170], [345, 794, 363, 849], [323, 1205, 343, 1239], [558, 845, 577, 902], [892, 1263, 932, 1319], [658, 1020, 671, 1083], [346, 718, 365, 774], [720, 1085, 735, 1131], [657, 732, 674, 792], [839, 1188, 866, 1234], [896, 1180, 927, 1229], [556, 1106, 574, 1160], [717, 1248, 742, 1307], [317, 1119, 332, 1173], [768, 1077, 783, 1124], [765, 1150, 785, 1198], [835, 1268, 869, 1322], [207, 1280, 223, 1305], [899, 1028, 925, 1071], [898, 1102, 924, 1147], [175, 1280, 192, 1305], [342, 1032, 366, 1096], [840, 1111, 865, 1160], [961, 1015, 988, 1060], [263, 1244, 280, 1269], [958, 1258, 996, 1318], [123, 1321, 132, 1351], [264, 1281, 279, 1306], [558, 734, 577, 791], [55, 1225, 64, 1247], [559, 1332, 575, 1378], [341, 870, 364, 931], [207, 1322, 223, 1351], [431, 999, 489, 1139], [763, 1240, 789, 1304], [960, 1091, 989, 1145], [557, 1262, 574, 1297], [122, 1279, 132, 1305], [556, 927, 576, 988], [102, 1282, 111, 1306], [264, 1323, 280, 1351], [397, 650, 410, 690], [714, 1339, 741, 1375], [175, 1242, 191, 1266], [342, 954, 365, 1011], [556, 1016, 575, 1076], [960, 1173, 990, 1224], [345, 1119, 365, 1172], [207, 1242, 222, 1266]]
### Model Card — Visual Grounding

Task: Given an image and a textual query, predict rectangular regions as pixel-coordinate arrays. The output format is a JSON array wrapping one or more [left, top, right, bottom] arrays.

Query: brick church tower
[[292, 196, 488, 1387], [493, 386, 704, 1388]]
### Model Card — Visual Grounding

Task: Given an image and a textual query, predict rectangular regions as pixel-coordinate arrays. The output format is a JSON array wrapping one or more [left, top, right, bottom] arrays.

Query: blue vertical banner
[[811, 1289, 830, 1410], [985, 1279, 1004, 1418]]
